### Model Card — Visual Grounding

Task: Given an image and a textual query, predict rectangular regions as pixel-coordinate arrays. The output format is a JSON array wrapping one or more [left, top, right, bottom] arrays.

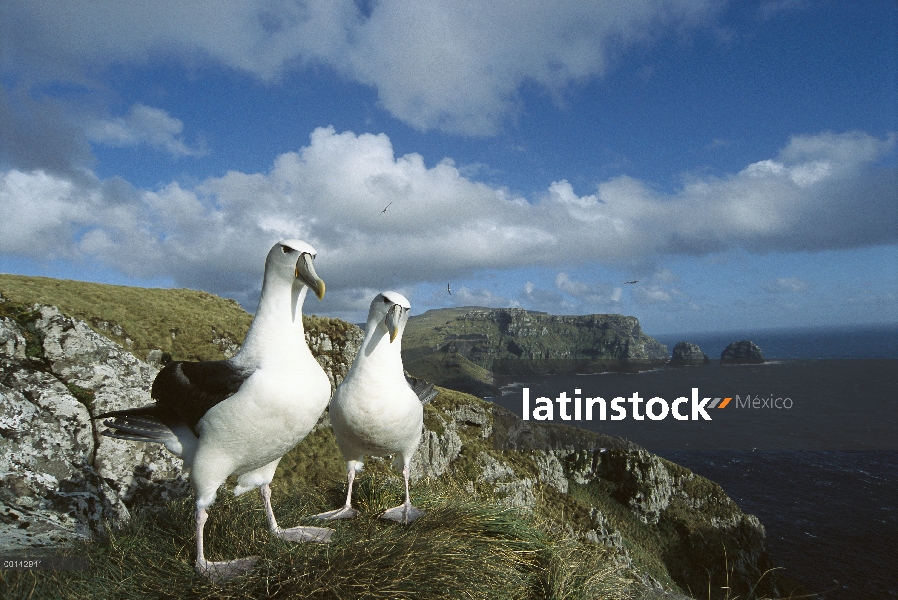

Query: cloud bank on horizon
[[1, 1, 896, 331]]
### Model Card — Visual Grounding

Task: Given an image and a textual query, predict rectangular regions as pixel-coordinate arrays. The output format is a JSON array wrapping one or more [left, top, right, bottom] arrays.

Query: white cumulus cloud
[[86, 104, 205, 157], [763, 277, 811, 293], [0, 128, 894, 314], [555, 272, 622, 307]]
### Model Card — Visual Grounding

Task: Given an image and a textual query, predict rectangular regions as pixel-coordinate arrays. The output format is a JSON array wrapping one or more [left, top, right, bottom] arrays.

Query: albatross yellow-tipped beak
[[385, 303, 402, 343], [296, 253, 326, 300]]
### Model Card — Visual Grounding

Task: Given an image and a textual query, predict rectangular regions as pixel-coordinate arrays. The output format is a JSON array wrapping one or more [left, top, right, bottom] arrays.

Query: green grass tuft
[[0, 478, 634, 600]]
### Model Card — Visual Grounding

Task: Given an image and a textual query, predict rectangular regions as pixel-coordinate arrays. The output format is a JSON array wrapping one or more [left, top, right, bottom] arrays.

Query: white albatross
[[315, 291, 434, 524], [96, 239, 334, 582]]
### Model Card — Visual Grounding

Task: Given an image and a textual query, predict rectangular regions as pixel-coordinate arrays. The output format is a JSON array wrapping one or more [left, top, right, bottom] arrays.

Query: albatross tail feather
[[101, 416, 173, 441], [97, 408, 197, 459]]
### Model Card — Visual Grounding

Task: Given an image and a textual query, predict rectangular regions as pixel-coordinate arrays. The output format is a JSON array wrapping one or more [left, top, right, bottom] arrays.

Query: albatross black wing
[[404, 371, 439, 405], [151, 360, 254, 434]]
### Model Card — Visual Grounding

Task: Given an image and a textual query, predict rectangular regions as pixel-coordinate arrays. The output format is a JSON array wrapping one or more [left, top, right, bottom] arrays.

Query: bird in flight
[[380, 201, 393, 214], [447, 283, 451, 295], [625, 280, 639, 284]]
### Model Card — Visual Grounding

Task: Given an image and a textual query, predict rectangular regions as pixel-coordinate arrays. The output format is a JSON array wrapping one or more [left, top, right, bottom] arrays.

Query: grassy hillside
[[0, 274, 345, 364], [401, 306, 478, 359], [0, 472, 632, 599], [0, 274, 252, 362]]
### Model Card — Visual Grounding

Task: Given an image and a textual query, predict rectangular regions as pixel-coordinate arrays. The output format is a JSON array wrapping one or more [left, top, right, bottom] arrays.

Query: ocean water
[[490, 324, 898, 599], [653, 322, 898, 361]]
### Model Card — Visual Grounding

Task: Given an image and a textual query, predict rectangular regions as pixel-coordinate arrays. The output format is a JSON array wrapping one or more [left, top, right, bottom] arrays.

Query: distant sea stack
[[720, 340, 766, 364], [669, 341, 711, 366]]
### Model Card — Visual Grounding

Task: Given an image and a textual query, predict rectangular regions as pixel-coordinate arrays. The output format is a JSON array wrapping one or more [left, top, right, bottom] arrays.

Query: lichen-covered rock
[[494, 478, 537, 509], [450, 402, 492, 439], [0, 318, 27, 360], [210, 326, 240, 358], [34, 306, 188, 511], [479, 452, 515, 483], [600, 448, 678, 524], [584, 508, 624, 550], [305, 320, 364, 391], [720, 340, 766, 364], [532, 451, 568, 493], [410, 416, 462, 482], [565, 448, 605, 484], [669, 341, 710, 366], [0, 376, 98, 549], [0, 307, 188, 552]]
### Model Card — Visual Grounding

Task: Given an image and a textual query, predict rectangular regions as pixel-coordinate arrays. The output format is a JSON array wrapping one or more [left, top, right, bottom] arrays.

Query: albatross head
[[368, 291, 411, 343], [267, 239, 326, 300]]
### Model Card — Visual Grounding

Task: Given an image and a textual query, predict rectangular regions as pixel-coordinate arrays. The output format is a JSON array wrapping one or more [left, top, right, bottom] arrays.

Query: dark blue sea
[[490, 323, 898, 599]]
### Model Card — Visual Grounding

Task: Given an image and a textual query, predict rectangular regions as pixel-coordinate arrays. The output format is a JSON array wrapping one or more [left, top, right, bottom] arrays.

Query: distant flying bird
[[625, 280, 639, 284], [380, 201, 393, 214], [447, 283, 451, 295], [315, 291, 432, 524], [96, 240, 333, 582]]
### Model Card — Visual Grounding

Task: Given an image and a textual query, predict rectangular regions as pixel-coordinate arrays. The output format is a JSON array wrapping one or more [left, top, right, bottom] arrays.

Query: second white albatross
[[315, 291, 432, 524], [96, 239, 334, 582]]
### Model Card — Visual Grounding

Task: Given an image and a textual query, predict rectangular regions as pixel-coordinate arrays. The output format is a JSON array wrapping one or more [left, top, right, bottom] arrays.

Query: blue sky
[[1, 1, 896, 335]]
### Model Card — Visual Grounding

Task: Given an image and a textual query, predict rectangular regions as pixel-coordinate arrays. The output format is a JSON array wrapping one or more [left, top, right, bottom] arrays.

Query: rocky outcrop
[[0, 305, 186, 552], [668, 341, 710, 366], [304, 318, 364, 391], [412, 418, 463, 481], [411, 393, 780, 599], [720, 340, 765, 364]]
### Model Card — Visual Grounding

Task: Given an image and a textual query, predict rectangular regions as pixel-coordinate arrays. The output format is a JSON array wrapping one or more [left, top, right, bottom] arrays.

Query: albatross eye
[[281, 245, 292, 253], [382, 297, 390, 303]]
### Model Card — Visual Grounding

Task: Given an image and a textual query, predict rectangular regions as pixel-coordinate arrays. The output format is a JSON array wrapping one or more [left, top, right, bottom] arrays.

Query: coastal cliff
[[403, 307, 669, 396], [0, 276, 780, 599]]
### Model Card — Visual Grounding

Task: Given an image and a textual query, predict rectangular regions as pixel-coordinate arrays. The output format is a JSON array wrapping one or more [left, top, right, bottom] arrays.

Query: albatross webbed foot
[[195, 556, 259, 584], [260, 483, 335, 542], [380, 503, 424, 524], [313, 505, 359, 521], [272, 525, 335, 542]]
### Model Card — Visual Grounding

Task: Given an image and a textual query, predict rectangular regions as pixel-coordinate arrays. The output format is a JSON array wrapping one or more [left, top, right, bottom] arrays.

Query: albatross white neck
[[234, 274, 312, 368]]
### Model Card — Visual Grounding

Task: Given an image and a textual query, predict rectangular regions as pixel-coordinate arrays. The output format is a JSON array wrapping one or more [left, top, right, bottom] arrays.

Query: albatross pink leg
[[194, 506, 259, 583], [380, 464, 424, 524], [313, 462, 360, 520]]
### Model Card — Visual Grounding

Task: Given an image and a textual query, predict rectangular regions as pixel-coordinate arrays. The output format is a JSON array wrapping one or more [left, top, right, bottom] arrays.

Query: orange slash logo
[[710, 397, 732, 409]]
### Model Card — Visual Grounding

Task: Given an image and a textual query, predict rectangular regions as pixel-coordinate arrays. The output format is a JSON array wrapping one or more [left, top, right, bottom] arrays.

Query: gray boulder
[[0, 306, 188, 553], [411, 416, 463, 482], [720, 340, 765, 364], [668, 341, 710, 366]]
